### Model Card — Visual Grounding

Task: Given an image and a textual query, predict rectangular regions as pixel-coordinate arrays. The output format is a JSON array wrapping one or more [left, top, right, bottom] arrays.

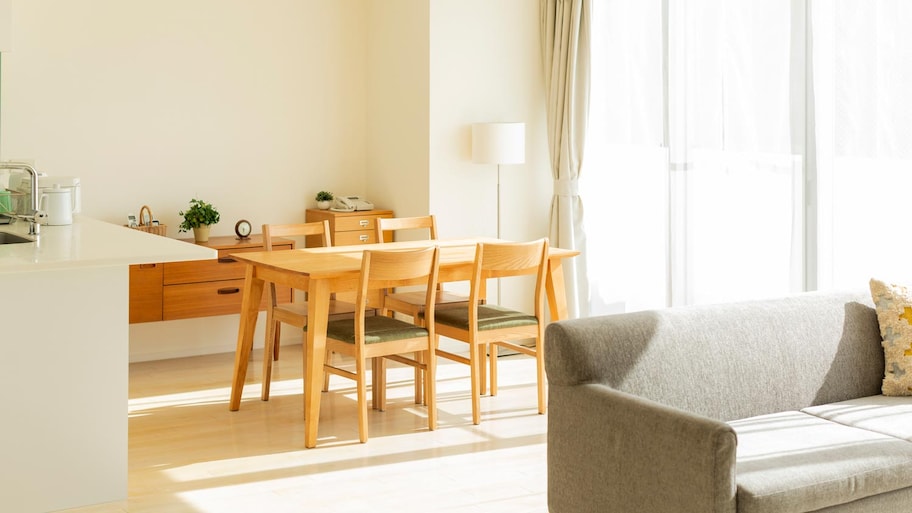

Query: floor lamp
[[471, 122, 526, 306], [471, 122, 526, 241]]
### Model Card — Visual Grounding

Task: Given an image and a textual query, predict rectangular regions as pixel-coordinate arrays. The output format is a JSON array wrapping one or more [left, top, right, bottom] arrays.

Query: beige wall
[[429, 0, 551, 308], [2, 0, 370, 231], [1, 1, 550, 360], [365, 0, 430, 218]]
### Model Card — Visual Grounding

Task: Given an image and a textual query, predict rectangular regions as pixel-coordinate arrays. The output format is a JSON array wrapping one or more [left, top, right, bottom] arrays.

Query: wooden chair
[[375, 215, 476, 321], [260, 221, 358, 401], [375, 215, 475, 403], [433, 239, 549, 425], [318, 246, 440, 443]]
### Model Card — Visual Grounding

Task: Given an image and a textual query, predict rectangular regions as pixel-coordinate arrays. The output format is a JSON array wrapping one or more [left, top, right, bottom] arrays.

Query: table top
[[229, 238, 579, 279]]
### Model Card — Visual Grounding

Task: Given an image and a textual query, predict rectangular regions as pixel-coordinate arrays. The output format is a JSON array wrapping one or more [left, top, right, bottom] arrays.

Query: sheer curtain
[[541, 0, 592, 319], [584, 0, 804, 313], [813, 1, 912, 289]]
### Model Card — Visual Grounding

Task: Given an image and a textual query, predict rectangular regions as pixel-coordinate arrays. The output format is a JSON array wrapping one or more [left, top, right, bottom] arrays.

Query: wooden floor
[[57, 344, 548, 513]]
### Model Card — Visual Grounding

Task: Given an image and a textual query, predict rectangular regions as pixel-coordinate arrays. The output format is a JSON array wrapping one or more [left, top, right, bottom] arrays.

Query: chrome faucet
[[0, 161, 41, 236]]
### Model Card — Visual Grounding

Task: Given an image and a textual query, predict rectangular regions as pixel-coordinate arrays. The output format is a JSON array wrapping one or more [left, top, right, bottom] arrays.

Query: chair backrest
[[375, 215, 438, 242], [357, 247, 440, 321], [262, 220, 332, 250], [469, 238, 549, 318]]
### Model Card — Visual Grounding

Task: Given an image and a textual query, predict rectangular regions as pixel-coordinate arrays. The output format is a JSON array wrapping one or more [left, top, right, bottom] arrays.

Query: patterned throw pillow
[[869, 278, 912, 396]]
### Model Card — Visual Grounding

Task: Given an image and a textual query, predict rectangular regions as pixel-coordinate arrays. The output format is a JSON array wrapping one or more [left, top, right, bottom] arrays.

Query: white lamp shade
[[472, 122, 525, 165]]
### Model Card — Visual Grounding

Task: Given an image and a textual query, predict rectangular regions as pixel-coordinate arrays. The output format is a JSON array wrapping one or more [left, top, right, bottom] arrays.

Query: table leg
[[230, 264, 265, 411], [304, 278, 331, 448], [546, 258, 571, 321]]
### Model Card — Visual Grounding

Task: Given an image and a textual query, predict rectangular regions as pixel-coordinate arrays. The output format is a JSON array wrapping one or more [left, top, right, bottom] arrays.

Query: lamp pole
[[470, 122, 526, 305]]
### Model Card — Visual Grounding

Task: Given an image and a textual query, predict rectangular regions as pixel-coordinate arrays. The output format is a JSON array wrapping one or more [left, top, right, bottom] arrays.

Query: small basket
[[127, 205, 167, 237]]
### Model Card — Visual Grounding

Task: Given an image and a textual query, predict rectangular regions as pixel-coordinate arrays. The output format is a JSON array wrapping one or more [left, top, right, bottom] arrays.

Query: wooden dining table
[[227, 238, 579, 448]]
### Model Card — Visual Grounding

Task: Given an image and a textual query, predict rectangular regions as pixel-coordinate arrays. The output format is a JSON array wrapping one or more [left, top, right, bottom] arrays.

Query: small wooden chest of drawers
[[304, 208, 394, 247], [129, 235, 293, 323]]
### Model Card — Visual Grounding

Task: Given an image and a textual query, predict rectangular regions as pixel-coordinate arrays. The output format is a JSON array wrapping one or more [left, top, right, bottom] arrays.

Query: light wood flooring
[[57, 344, 548, 513]]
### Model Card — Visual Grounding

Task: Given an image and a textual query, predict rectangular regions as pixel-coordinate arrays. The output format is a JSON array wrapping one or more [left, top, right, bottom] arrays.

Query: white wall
[[429, 0, 551, 308], [365, 0, 429, 218], [2, 0, 370, 231]]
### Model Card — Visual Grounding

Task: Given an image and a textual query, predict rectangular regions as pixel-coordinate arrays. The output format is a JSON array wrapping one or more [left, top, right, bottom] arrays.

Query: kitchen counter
[[0, 215, 215, 513], [0, 214, 215, 271]]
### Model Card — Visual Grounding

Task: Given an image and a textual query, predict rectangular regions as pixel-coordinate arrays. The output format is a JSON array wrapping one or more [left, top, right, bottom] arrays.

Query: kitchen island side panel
[[0, 266, 128, 512]]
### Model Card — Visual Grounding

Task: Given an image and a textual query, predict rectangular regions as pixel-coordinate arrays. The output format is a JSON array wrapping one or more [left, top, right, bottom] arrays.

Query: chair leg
[[322, 347, 331, 392], [412, 310, 426, 405], [478, 344, 487, 396], [426, 347, 437, 431], [356, 356, 369, 443], [261, 317, 278, 401], [414, 351, 424, 405], [372, 357, 387, 411], [273, 322, 282, 361], [489, 343, 498, 397], [469, 343, 482, 425], [536, 342, 546, 415]]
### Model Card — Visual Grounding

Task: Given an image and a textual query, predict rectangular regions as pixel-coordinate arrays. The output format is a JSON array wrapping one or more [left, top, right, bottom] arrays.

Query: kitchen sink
[[0, 232, 34, 244]]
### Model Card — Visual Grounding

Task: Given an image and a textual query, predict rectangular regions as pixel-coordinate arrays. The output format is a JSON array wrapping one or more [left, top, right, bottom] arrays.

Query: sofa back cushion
[[545, 291, 883, 421]]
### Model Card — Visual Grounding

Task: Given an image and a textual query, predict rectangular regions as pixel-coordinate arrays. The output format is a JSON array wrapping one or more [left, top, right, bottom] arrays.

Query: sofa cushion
[[730, 410, 912, 513], [802, 395, 912, 442], [869, 278, 912, 396]]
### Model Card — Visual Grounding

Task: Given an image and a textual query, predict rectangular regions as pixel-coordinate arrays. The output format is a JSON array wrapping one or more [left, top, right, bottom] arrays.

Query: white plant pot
[[193, 224, 211, 243]]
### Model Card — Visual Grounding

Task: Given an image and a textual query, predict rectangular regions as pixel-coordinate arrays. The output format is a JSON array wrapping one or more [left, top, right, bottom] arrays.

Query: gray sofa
[[544, 291, 912, 513]]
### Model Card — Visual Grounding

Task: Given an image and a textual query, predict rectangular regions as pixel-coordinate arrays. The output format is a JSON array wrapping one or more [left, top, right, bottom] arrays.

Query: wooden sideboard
[[128, 234, 293, 324]]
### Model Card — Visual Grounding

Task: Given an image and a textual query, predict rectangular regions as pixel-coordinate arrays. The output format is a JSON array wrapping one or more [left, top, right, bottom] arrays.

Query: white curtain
[[585, 0, 804, 312], [813, 0, 912, 289], [541, 0, 592, 319]]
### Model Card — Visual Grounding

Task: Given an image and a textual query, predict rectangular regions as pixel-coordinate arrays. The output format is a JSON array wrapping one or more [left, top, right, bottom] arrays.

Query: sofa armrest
[[548, 383, 738, 513]]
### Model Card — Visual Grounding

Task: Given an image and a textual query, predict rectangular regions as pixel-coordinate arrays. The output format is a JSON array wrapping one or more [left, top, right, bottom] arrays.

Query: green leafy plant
[[315, 190, 334, 202], [178, 198, 220, 232]]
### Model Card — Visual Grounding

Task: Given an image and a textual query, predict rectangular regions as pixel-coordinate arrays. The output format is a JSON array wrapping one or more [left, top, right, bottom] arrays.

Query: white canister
[[38, 184, 74, 225]]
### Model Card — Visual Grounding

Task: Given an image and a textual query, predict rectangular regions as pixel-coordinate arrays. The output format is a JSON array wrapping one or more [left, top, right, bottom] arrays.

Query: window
[[813, 1, 912, 289], [584, 0, 805, 312]]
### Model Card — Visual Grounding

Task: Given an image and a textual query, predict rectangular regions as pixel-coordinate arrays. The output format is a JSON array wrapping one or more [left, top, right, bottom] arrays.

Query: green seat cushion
[[434, 304, 538, 331], [322, 315, 429, 344]]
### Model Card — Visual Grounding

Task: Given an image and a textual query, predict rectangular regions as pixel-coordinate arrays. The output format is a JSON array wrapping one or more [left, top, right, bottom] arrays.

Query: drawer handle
[[217, 287, 241, 295], [359, 220, 369, 227], [217, 257, 236, 264], [359, 234, 369, 242], [138, 263, 157, 269]]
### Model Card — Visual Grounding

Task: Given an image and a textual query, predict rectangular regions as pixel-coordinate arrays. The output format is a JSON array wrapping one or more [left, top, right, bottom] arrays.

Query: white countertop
[[0, 215, 216, 272]]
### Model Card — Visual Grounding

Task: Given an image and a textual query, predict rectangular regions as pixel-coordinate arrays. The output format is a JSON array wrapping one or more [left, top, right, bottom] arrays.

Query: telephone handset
[[331, 195, 374, 212]]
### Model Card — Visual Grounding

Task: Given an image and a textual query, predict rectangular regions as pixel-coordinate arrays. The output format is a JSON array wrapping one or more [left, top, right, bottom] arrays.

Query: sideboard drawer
[[335, 215, 381, 232], [163, 256, 245, 285], [163, 243, 292, 285], [335, 230, 378, 245], [163, 279, 292, 320], [164, 279, 246, 320]]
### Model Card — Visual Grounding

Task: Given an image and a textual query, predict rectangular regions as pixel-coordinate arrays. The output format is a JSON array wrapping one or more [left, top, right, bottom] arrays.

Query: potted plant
[[178, 198, 220, 243], [315, 190, 334, 210]]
